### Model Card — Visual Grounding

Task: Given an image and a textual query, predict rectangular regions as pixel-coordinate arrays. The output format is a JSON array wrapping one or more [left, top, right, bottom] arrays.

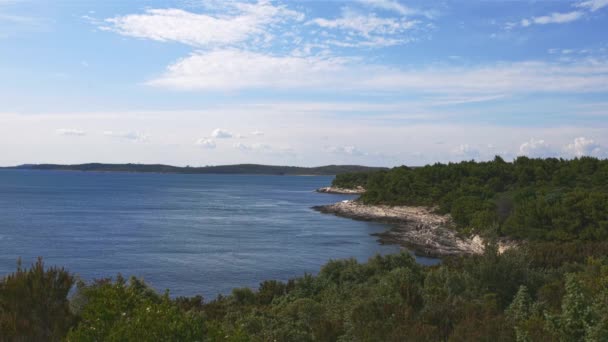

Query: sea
[[0, 170, 438, 298]]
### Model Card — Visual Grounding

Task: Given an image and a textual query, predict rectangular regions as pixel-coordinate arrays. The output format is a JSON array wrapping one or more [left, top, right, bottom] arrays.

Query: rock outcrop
[[315, 186, 366, 195], [313, 200, 489, 257]]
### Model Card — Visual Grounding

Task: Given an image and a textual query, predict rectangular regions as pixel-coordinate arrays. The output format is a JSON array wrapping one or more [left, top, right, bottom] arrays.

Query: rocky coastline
[[315, 186, 366, 194], [313, 200, 493, 257]]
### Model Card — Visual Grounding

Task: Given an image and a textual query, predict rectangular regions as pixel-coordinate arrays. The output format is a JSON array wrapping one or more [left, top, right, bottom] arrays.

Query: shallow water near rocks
[[0, 170, 438, 298]]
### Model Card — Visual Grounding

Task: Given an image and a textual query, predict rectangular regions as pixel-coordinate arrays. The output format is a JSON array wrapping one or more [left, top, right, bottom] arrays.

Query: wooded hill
[[333, 156, 608, 242], [5, 163, 386, 175]]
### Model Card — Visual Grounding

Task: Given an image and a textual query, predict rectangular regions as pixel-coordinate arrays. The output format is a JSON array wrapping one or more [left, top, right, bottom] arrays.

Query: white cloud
[[577, 0, 608, 12], [451, 144, 480, 159], [521, 11, 584, 27], [233, 142, 270, 151], [308, 8, 418, 47], [103, 131, 149, 142], [196, 138, 216, 148], [356, 0, 415, 16], [211, 128, 233, 139], [56, 128, 86, 136], [515, 0, 608, 29], [233, 142, 250, 151], [148, 50, 608, 95], [0, 14, 35, 24], [565, 137, 602, 157], [101, 2, 303, 48], [326, 145, 366, 156], [147, 50, 353, 90], [518, 138, 554, 157], [251, 130, 264, 136]]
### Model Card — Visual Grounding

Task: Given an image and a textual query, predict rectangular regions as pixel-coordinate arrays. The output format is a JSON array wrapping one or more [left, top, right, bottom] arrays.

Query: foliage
[[334, 156, 608, 241], [5, 248, 608, 341], [65, 275, 206, 341], [0, 257, 75, 341], [332, 171, 371, 189]]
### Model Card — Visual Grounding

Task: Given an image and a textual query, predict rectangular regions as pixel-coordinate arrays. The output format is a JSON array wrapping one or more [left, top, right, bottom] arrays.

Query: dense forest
[[333, 156, 608, 241], [4, 163, 385, 176], [3, 242, 608, 341]]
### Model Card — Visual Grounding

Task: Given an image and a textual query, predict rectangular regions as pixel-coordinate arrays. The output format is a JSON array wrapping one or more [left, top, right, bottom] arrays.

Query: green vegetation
[[5, 163, 385, 176], [3, 244, 608, 341], [331, 171, 372, 189], [333, 156, 608, 241], [0, 258, 74, 341]]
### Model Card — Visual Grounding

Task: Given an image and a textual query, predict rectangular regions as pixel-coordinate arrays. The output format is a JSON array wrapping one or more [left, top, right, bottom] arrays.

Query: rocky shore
[[313, 200, 490, 257], [315, 186, 366, 194]]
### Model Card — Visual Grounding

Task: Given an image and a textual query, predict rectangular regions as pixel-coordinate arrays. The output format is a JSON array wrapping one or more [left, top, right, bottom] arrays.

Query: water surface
[[0, 170, 436, 297]]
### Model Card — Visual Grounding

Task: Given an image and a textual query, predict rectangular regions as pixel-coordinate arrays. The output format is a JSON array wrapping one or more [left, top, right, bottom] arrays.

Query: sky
[[1, 0, 607, 167]]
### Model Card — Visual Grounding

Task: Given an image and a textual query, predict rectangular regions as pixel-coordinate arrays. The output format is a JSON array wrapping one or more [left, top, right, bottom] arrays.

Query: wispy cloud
[[356, 0, 415, 16], [196, 138, 216, 148], [510, 0, 608, 29], [251, 130, 264, 136], [521, 11, 584, 27], [147, 50, 608, 96], [0, 3, 47, 34], [326, 145, 366, 156], [308, 8, 419, 47], [211, 128, 233, 139], [103, 131, 149, 142], [56, 128, 86, 136], [0, 14, 36, 24], [146, 50, 353, 90], [576, 0, 608, 12], [231, 142, 294, 157], [100, 2, 303, 49], [99, 0, 430, 53]]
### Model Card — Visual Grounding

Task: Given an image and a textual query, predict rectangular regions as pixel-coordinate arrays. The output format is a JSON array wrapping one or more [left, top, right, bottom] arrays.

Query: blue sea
[[0, 170, 437, 298]]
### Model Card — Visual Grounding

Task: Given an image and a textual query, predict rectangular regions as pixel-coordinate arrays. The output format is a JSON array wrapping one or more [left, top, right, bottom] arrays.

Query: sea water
[[0, 170, 437, 298]]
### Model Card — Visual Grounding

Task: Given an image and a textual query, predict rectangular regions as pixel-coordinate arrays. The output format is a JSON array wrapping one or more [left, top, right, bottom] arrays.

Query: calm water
[[0, 170, 437, 298]]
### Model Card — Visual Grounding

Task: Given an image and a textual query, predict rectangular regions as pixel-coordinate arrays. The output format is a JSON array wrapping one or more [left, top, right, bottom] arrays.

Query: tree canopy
[[4, 245, 608, 341], [334, 156, 608, 241]]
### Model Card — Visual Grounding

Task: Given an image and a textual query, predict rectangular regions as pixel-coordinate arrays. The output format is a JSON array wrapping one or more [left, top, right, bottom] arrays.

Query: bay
[[0, 170, 437, 298]]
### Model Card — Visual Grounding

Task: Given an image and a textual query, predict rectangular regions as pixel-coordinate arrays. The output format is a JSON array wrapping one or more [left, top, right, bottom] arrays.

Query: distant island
[[2, 163, 386, 175]]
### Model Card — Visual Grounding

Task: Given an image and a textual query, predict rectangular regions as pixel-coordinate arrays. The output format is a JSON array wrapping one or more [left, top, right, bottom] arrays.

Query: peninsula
[[315, 156, 607, 256]]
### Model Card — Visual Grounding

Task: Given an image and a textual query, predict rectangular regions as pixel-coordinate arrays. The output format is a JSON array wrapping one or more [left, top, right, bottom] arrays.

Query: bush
[[0, 257, 75, 341]]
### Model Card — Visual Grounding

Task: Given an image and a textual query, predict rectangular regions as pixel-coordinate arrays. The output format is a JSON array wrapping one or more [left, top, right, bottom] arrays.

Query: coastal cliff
[[313, 200, 512, 257]]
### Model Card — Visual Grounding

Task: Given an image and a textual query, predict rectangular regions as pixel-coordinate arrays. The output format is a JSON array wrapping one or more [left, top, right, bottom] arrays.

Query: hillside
[[331, 156, 608, 242], [4, 163, 386, 175]]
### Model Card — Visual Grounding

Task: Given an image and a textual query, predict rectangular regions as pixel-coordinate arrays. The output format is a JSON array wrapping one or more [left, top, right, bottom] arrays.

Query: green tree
[[0, 257, 75, 341]]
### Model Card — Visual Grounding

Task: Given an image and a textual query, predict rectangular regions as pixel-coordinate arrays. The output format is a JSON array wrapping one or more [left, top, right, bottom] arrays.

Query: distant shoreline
[[1, 163, 386, 176]]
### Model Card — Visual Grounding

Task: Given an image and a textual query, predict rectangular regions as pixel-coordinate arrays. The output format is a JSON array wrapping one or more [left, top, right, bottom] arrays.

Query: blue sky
[[1, 0, 607, 166]]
